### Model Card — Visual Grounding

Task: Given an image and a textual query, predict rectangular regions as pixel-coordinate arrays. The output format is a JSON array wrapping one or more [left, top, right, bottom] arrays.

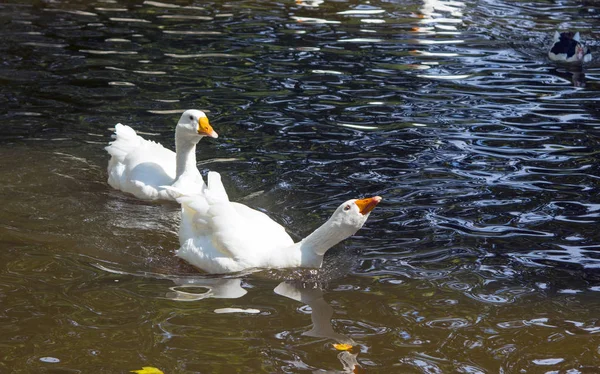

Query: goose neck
[[299, 220, 346, 258], [175, 131, 199, 179]]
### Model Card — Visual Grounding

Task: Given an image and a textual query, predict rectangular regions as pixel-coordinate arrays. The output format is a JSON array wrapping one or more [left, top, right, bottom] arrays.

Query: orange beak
[[198, 116, 218, 138], [355, 196, 382, 215]]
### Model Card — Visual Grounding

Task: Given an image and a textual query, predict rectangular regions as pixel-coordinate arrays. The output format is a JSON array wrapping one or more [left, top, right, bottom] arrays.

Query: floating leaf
[[130, 367, 164, 374], [333, 343, 353, 351]]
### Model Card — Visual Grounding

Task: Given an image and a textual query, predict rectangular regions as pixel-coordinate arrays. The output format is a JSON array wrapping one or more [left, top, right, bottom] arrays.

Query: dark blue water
[[1, 0, 600, 372]]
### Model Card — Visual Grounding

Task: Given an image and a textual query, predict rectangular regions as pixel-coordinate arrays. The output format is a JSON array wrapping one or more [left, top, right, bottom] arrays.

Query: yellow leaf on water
[[130, 367, 164, 374], [333, 343, 353, 351]]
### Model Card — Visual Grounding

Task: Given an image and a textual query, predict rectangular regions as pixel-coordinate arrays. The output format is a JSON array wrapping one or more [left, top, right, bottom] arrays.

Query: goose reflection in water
[[165, 276, 248, 302], [275, 281, 362, 374], [552, 65, 586, 88], [166, 277, 362, 373]]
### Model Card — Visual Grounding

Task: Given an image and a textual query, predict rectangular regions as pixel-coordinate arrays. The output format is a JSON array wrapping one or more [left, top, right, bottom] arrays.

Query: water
[[1, 0, 600, 372]]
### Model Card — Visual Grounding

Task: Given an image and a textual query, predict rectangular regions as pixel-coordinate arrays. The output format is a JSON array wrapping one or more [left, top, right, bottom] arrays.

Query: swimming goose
[[105, 110, 218, 201], [549, 31, 592, 63], [167, 172, 381, 274]]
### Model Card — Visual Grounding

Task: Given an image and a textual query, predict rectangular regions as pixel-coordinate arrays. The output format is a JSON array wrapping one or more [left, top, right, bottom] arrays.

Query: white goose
[[105, 110, 218, 200], [167, 172, 381, 274]]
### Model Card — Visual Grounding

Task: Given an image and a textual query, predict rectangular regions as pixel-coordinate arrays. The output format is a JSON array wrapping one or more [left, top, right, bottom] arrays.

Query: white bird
[[549, 31, 592, 63], [105, 110, 218, 201], [166, 172, 381, 274]]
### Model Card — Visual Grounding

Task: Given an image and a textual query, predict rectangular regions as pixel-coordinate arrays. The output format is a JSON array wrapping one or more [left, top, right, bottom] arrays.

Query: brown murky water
[[1, 0, 600, 372]]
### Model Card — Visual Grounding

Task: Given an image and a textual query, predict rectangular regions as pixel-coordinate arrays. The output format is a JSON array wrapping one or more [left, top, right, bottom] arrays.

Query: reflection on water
[[274, 281, 362, 374], [96, 263, 362, 372], [1, 0, 600, 371]]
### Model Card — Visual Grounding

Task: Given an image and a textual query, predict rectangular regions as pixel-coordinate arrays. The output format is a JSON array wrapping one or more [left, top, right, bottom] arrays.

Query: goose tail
[[105, 124, 143, 163]]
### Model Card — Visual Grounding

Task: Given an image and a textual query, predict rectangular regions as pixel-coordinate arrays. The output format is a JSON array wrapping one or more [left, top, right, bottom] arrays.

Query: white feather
[[173, 171, 381, 273], [105, 110, 216, 201]]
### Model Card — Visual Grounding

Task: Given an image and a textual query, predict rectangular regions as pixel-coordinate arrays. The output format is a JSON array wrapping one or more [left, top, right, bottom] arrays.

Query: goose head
[[327, 196, 382, 238], [176, 109, 218, 141], [299, 195, 382, 260]]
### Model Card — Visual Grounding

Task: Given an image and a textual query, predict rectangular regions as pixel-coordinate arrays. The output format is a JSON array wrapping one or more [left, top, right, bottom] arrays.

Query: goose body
[[105, 110, 217, 200], [549, 31, 592, 63], [169, 172, 381, 274]]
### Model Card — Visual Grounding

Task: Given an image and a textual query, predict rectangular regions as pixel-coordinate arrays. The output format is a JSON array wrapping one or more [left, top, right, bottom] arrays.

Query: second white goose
[[106, 109, 218, 201], [167, 172, 381, 274]]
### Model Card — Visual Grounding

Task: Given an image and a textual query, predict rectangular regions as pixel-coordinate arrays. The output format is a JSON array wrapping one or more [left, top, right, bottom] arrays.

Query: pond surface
[[1, 0, 600, 372]]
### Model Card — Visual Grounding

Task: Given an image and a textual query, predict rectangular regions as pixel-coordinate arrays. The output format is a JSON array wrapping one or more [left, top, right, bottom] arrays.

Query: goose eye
[[344, 205, 351, 211], [189, 115, 194, 121]]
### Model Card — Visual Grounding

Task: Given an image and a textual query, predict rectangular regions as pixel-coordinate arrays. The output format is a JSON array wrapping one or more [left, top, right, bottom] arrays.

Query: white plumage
[[167, 172, 382, 273], [105, 109, 217, 200]]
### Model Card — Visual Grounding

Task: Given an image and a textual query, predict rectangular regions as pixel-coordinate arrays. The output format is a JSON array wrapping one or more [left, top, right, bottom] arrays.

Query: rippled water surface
[[2, 0, 600, 372]]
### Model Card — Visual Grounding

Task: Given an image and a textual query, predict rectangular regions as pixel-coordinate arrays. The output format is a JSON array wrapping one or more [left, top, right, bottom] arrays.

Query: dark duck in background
[[549, 31, 592, 63]]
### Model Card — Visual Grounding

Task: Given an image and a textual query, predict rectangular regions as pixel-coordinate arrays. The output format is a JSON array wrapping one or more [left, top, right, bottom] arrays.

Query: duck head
[[550, 31, 592, 64]]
